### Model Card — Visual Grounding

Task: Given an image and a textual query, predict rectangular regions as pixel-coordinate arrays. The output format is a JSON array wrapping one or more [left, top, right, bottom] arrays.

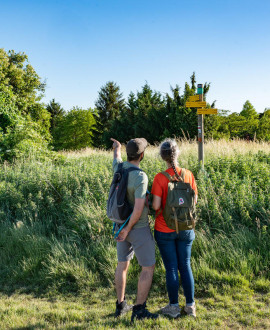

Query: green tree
[[257, 109, 270, 141], [103, 83, 165, 147], [164, 85, 197, 139], [29, 102, 51, 140], [0, 49, 46, 115], [240, 100, 259, 119], [131, 83, 165, 143], [95, 81, 125, 129], [190, 72, 196, 90], [0, 49, 51, 160], [204, 110, 230, 139], [94, 81, 125, 147], [238, 101, 259, 139], [203, 82, 211, 99], [104, 73, 211, 146], [0, 91, 49, 160], [46, 99, 65, 131], [52, 107, 96, 151], [103, 92, 136, 146], [226, 113, 249, 138]]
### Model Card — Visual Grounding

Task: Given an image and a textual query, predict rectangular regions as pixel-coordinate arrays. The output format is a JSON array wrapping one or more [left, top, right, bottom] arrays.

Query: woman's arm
[[152, 195, 162, 211]]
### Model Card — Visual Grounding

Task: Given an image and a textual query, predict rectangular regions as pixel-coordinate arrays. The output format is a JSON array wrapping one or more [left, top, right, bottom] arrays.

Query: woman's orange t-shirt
[[151, 167, 198, 233]]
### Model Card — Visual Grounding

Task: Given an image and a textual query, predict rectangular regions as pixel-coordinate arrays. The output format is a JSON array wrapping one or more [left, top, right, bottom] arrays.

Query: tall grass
[[0, 140, 269, 296]]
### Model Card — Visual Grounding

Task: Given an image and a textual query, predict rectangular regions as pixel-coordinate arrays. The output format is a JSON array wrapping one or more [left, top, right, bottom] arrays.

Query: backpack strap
[[117, 162, 123, 171], [161, 171, 174, 182], [117, 163, 144, 174], [172, 207, 179, 234], [126, 167, 144, 173], [180, 168, 186, 182], [161, 169, 185, 182]]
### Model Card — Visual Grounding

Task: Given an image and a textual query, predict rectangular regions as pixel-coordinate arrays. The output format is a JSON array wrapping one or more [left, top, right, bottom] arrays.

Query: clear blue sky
[[1, 0, 270, 114]]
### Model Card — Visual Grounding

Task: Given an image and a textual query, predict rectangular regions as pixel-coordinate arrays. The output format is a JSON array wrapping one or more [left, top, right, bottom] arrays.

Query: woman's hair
[[160, 139, 181, 180]]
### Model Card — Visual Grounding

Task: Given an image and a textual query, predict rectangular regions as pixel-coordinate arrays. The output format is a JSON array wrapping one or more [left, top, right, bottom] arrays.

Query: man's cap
[[126, 138, 148, 158]]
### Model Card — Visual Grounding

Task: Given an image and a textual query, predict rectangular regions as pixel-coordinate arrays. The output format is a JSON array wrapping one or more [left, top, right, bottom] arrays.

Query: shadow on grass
[[11, 325, 46, 330]]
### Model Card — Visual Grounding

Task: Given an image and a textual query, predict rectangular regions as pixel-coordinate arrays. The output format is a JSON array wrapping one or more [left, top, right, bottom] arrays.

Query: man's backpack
[[161, 169, 196, 233], [107, 163, 143, 224]]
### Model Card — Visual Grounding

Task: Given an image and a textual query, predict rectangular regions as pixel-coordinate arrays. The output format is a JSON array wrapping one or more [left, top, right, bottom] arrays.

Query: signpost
[[197, 84, 204, 167], [197, 108, 218, 115], [185, 84, 219, 168], [188, 95, 200, 102], [185, 101, 207, 108]]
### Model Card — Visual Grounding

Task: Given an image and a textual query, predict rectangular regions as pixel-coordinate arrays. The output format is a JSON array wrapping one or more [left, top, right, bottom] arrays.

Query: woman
[[151, 139, 198, 318]]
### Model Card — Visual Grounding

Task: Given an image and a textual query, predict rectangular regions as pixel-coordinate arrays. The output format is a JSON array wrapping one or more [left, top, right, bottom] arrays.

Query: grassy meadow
[[0, 139, 270, 329]]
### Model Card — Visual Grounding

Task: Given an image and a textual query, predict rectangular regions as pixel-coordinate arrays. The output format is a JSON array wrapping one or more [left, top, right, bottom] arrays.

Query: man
[[110, 137, 158, 322]]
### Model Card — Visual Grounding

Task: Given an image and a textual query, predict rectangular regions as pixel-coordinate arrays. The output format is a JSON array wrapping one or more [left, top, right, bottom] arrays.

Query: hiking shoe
[[183, 303, 196, 318], [131, 302, 159, 322], [159, 303, 181, 318], [115, 299, 133, 317]]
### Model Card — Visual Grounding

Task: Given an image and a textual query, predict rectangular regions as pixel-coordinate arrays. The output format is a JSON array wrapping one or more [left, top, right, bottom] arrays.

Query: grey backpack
[[107, 163, 143, 224], [161, 169, 196, 232]]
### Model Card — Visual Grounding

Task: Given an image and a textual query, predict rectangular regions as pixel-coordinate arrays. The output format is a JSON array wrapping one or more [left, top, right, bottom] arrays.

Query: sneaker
[[183, 303, 196, 318], [131, 302, 159, 322], [115, 299, 133, 317], [159, 304, 181, 318]]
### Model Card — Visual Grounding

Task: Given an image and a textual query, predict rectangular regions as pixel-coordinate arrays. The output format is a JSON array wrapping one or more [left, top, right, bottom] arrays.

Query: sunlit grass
[[0, 289, 269, 329], [0, 139, 269, 328]]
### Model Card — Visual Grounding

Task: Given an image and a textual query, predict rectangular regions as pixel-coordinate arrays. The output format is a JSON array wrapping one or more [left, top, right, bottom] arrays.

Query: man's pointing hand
[[110, 138, 121, 150]]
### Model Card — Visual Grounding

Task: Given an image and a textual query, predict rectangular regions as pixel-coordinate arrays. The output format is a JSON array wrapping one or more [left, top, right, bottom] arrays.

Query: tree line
[[0, 49, 269, 160]]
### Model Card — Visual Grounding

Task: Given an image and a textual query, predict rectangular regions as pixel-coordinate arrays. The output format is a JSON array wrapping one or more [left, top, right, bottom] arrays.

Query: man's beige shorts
[[117, 226, 155, 267]]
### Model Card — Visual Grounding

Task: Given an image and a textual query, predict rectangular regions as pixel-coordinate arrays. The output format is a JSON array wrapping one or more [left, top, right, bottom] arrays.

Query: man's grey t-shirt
[[113, 158, 149, 229]]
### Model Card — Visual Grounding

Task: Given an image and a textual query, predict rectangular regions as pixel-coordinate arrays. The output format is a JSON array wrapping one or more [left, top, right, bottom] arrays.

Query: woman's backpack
[[161, 169, 196, 233]]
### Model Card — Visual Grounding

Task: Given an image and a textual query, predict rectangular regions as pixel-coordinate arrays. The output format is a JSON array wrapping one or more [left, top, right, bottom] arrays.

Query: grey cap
[[126, 138, 148, 158]]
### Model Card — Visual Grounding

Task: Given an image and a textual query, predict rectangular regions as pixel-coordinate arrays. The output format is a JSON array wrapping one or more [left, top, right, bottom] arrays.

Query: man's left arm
[[117, 198, 145, 241], [117, 172, 148, 241]]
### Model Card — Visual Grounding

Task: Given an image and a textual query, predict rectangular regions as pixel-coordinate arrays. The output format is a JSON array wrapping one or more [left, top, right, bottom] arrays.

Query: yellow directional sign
[[187, 95, 200, 102], [197, 108, 218, 115], [185, 101, 207, 108]]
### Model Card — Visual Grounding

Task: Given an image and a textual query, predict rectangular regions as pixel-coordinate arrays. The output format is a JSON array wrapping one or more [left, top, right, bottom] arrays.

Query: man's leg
[[129, 226, 156, 305], [115, 261, 130, 303], [136, 264, 155, 305], [129, 227, 158, 321]]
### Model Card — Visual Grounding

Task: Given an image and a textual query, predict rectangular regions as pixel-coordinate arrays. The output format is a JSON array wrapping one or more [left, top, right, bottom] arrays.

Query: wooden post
[[197, 84, 204, 168]]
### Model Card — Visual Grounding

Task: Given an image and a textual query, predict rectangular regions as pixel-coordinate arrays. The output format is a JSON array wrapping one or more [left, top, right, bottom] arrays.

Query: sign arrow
[[185, 101, 207, 108], [197, 108, 218, 114]]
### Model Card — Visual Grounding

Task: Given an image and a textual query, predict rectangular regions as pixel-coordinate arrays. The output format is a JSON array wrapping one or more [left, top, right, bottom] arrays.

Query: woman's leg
[[154, 230, 179, 304], [175, 230, 195, 305]]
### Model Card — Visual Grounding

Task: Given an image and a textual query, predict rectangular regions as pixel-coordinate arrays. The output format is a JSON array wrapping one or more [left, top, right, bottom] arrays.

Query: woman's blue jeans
[[154, 229, 195, 305]]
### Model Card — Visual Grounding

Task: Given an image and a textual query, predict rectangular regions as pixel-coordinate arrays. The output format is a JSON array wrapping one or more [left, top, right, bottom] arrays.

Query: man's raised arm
[[110, 138, 121, 159]]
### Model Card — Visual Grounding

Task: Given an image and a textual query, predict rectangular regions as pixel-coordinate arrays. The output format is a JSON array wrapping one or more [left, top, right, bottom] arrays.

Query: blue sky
[[1, 0, 270, 114]]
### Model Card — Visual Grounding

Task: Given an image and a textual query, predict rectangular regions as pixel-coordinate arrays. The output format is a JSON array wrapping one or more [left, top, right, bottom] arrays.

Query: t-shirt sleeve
[[112, 158, 122, 173], [151, 174, 163, 197], [134, 171, 148, 199], [186, 170, 198, 196]]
